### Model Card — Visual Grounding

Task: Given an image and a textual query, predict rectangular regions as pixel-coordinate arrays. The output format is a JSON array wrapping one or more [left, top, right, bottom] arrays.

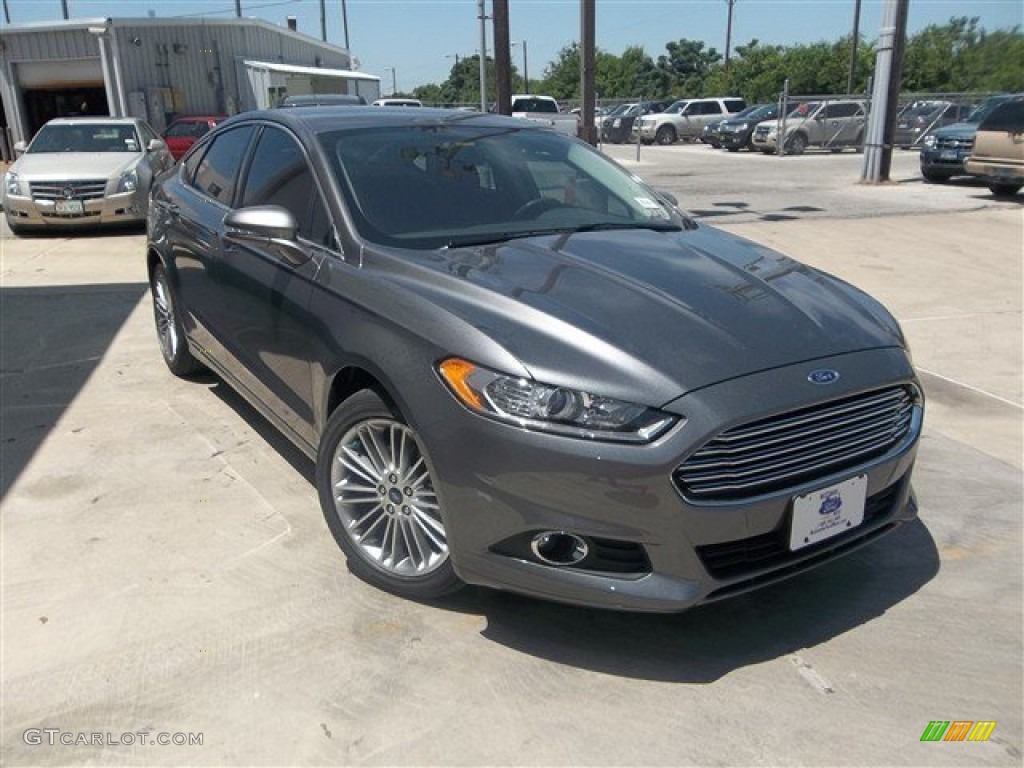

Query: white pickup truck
[[510, 95, 579, 137]]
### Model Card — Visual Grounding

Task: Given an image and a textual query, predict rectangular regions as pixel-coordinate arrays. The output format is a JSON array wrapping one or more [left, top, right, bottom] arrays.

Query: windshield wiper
[[445, 229, 568, 248], [568, 221, 682, 234], [444, 221, 683, 249]]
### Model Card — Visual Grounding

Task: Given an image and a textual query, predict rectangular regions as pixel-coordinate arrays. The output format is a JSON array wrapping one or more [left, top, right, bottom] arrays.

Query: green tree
[[658, 38, 722, 95]]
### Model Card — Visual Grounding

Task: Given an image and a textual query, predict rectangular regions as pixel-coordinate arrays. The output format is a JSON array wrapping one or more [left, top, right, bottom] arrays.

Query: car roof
[[44, 116, 143, 125], [219, 107, 540, 135]]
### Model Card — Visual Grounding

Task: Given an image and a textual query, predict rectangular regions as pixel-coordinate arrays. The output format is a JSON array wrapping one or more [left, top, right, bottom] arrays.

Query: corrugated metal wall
[[113, 22, 351, 116], [0, 27, 99, 60], [0, 20, 353, 141]]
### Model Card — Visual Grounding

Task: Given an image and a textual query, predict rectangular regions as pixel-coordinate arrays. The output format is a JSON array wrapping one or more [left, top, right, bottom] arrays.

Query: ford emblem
[[808, 369, 840, 385], [62, 186, 75, 199]]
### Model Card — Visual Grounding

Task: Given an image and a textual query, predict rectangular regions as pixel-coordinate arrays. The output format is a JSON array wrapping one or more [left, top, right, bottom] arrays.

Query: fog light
[[530, 531, 589, 566]]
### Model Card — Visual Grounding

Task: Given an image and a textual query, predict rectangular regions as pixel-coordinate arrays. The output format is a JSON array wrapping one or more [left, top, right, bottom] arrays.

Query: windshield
[[734, 104, 774, 121], [320, 123, 683, 250], [965, 97, 1009, 124], [28, 123, 141, 153], [664, 100, 688, 114]]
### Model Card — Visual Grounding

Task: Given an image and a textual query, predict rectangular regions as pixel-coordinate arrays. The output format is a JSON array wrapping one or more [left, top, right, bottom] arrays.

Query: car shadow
[[5, 222, 146, 238], [434, 518, 939, 683]]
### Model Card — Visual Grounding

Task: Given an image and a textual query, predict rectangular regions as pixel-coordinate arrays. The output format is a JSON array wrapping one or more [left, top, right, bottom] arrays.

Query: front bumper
[[919, 145, 972, 176], [4, 188, 147, 228], [751, 131, 779, 150], [421, 347, 922, 612]]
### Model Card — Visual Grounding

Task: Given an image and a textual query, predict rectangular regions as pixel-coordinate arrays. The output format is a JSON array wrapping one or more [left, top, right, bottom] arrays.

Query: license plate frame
[[789, 475, 867, 551], [54, 199, 84, 215]]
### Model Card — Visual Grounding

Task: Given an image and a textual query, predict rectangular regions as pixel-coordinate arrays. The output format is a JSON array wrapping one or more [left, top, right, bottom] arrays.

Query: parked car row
[[919, 94, 1023, 194]]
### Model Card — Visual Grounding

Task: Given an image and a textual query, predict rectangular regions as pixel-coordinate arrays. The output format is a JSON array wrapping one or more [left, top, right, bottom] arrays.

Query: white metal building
[[0, 16, 380, 155]]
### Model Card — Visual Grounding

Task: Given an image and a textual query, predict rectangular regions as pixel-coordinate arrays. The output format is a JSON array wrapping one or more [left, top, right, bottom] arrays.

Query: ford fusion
[[146, 108, 922, 611]]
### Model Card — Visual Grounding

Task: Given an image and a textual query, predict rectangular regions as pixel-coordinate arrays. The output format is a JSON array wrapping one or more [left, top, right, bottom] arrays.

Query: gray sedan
[[146, 107, 922, 612], [3, 116, 173, 234]]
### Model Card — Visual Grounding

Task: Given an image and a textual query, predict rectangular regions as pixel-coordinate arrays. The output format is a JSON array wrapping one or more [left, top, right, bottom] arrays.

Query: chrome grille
[[30, 180, 108, 201], [933, 136, 973, 151], [754, 125, 770, 136], [675, 386, 916, 501]]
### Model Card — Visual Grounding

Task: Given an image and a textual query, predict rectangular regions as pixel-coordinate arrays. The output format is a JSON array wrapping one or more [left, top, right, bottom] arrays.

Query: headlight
[[116, 168, 138, 193], [923, 134, 938, 148], [438, 358, 677, 443], [735, 122, 748, 130], [4, 171, 20, 196], [612, 118, 622, 127]]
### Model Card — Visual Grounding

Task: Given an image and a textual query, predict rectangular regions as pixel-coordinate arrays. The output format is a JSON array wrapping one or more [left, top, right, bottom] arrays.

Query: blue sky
[[5, 1, 1022, 91]]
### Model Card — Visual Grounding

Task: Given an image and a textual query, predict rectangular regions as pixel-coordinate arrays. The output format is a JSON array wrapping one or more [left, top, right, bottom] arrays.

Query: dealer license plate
[[789, 475, 867, 551], [54, 199, 84, 215]]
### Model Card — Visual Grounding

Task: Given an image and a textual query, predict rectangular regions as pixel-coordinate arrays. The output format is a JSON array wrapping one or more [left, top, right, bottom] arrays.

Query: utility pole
[[3, 0, 10, 25], [61, 0, 69, 19], [341, 0, 351, 50], [861, 0, 909, 183], [477, 0, 488, 112], [725, 0, 737, 66], [580, 0, 597, 144], [234, 0, 241, 18], [319, 0, 326, 41], [847, 0, 862, 93], [493, 0, 511, 114]]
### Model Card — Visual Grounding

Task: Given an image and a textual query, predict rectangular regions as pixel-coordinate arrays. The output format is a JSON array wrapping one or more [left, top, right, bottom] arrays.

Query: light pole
[[724, 0, 737, 66], [511, 40, 528, 93], [383, 66, 397, 96]]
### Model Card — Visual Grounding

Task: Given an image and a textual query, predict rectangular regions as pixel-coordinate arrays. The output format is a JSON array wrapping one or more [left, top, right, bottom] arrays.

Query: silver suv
[[751, 100, 867, 155], [634, 97, 746, 145]]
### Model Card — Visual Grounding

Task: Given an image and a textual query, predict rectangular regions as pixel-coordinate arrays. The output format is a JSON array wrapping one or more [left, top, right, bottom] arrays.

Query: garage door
[[15, 58, 103, 89]]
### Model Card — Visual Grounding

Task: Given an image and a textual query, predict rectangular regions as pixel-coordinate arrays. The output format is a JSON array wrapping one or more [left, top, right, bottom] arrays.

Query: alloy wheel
[[330, 419, 449, 577]]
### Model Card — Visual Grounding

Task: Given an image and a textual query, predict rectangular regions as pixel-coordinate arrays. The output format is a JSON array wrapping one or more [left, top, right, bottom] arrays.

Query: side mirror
[[13, 140, 26, 156], [224, 206, 309, 265], [147, 138, 167, 152]]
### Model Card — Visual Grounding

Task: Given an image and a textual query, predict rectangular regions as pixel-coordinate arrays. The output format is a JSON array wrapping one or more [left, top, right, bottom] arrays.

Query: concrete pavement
[[1, 150, 1021, 765]]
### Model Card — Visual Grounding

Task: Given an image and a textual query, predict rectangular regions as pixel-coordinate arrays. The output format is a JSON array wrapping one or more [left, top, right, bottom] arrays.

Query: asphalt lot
[[1, 144, 1022, 766]]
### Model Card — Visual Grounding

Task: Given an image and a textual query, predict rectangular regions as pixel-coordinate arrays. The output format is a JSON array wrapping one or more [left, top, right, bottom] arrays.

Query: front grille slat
[[675, 386, 917, 501], [712, 389, 907, 444], [689, 398, 910, 463], [681, 414, 912, 486], [30, 180, 108, 201]]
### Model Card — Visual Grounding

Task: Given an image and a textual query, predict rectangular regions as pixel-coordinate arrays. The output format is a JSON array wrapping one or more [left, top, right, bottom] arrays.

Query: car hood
[[930, 122, 979, 139], [11, 152, 139, 179], [398, 226, 905, 406]]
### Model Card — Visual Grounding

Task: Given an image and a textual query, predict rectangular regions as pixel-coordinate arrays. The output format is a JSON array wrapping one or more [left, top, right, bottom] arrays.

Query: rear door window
[[191, 125, 255, 206]]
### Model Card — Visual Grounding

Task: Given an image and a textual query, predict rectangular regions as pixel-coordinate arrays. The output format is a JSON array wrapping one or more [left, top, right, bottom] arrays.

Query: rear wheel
[[316, 390, 462, 600], [655, 125, 677, 145], [151, 263, 204, 376], [990, 182, 1022, 196]]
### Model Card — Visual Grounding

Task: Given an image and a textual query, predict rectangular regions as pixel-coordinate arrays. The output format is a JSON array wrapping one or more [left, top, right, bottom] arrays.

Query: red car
[[162, 116, 226, 161]]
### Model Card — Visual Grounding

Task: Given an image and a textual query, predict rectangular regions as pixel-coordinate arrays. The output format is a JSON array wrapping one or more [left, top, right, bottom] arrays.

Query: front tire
[[922, 169, 952, 183], [151, 263, 204, 376], [655, 125, 676, 145], [316, 390, 462, 600], [786, 133, 808, 155]]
